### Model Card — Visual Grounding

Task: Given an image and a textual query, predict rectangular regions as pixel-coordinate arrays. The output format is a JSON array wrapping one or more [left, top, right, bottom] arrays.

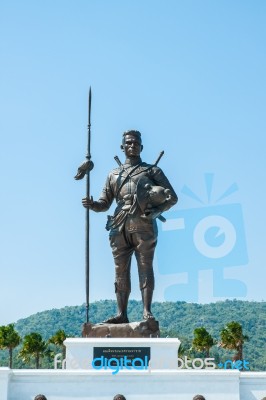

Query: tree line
[[0, 300, 265, 369], [0, 321, 248, 369]]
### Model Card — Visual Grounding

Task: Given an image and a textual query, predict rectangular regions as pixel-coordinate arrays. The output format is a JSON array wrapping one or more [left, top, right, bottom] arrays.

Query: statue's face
[[122, 134, 143, 158]]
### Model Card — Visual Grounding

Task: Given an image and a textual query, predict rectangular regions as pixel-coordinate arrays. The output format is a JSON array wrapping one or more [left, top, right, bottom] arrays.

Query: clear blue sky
[[1, 0, 265, 325]]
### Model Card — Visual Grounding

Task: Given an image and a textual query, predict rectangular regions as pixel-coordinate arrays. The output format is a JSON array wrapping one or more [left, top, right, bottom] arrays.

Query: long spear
[[74, 87, 94, 323]]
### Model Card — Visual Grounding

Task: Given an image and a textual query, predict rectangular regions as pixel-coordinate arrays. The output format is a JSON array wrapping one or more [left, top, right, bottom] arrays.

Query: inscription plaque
[[93, 347, 150, 366]]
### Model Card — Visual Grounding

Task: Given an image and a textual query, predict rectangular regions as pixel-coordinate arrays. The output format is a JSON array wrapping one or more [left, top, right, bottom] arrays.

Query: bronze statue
[[82, 130, 178, 323]]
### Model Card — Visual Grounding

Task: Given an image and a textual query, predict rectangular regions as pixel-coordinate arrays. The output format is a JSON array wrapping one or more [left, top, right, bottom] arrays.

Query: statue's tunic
[[90, 158, 178, 292]]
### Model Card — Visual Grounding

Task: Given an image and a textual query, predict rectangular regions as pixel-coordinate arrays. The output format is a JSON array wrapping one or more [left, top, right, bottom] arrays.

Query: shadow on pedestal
[[82, 319, 160, 338]]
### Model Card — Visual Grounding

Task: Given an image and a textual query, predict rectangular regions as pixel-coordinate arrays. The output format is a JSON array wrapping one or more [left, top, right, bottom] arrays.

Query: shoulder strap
[[115, 162, 144, 200]]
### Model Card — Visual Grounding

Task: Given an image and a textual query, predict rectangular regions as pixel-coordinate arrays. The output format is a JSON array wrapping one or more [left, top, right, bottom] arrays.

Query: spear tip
[[88, 87, 92, 126]]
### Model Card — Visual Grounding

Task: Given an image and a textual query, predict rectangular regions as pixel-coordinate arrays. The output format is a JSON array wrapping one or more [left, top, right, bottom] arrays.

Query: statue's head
[[121, 130, 143, 156], [122, 130, 142, 144]]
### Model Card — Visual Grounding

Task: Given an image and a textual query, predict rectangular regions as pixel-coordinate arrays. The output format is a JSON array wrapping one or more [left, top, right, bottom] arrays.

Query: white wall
[[1, 368, 266, 400], [240, 373, 266, 400]]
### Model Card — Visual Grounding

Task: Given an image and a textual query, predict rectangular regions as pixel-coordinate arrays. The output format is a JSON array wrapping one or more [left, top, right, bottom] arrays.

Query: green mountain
[[1, 300, 265, 370]]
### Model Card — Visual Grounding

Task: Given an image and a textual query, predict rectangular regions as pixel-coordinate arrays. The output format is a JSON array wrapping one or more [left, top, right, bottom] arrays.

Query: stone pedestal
[[64, 337, 180, 370], [82, 319, 160, 338]]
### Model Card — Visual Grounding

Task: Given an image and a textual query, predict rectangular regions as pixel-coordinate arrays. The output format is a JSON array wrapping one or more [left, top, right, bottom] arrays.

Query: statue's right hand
[[82, 196, 94, 209]]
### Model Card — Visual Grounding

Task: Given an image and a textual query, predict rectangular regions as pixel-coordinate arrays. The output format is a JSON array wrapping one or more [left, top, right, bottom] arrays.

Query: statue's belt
[[106, 195, 138, 231]]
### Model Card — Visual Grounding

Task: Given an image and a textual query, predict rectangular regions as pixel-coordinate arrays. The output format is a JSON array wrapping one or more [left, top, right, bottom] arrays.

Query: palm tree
[[49, 329, 68, 360], [220, 321, 249, 361], [0, 324, 21, 368], [19, 332, 47, 368], [192, 327, 215, 357]]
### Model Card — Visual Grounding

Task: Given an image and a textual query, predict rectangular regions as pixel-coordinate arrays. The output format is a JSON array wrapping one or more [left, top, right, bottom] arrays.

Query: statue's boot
[[103, 291, 129, 324], [141, 287, 155, 320]]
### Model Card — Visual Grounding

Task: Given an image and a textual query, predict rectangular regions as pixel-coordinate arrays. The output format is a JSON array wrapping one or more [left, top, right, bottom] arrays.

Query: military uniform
[[90, 157, 178, 295]]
